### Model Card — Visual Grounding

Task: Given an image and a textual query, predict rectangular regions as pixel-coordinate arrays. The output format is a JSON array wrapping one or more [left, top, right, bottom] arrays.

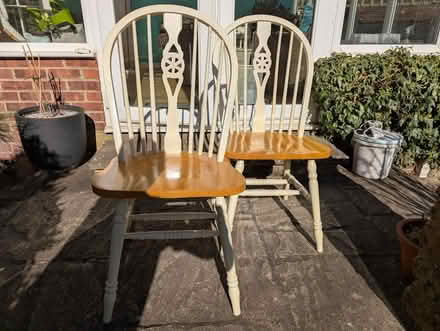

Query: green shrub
[[312, 48, 440, 168]]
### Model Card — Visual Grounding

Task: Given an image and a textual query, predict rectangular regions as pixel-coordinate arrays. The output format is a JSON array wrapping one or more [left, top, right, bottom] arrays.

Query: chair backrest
[[103, 5, 238, 162], [226, 15, 313, 137]]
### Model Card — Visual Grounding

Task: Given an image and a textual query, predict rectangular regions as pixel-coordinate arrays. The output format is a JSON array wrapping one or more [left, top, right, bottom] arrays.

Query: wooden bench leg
[[307, 160, 324, 253], [217, 197, 241, 316], [228, 160, 244, 231], [103, 199, 133, 324]]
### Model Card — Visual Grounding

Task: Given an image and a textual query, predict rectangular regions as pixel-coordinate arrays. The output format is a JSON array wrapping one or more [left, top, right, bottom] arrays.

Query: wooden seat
[[92, 152, 245, 199], [226, 132, 331, 160]]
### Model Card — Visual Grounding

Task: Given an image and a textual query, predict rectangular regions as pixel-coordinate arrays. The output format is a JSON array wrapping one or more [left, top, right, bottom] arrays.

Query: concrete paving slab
[[261, 230, 358, 258], [233, 220, 267, 259], [326, 202, 374, 231], [2, 146, 437, 330], [273, 256, 405, 331]]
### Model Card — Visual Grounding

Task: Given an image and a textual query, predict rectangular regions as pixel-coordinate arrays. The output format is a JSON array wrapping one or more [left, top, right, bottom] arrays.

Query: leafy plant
[[26, 0, 75, 39], [312, 48, 440, 168], [403, 200, 440, 330]]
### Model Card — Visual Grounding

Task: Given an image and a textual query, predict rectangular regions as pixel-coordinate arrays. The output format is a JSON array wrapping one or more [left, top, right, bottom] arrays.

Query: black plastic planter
[[15, 105, 87, 170]]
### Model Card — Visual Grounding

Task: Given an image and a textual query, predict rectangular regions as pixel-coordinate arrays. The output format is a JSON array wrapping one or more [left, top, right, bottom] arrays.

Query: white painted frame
[[100, 0, 440, 129], [324, 0, 440, 56], [0, 0, 97, 57]]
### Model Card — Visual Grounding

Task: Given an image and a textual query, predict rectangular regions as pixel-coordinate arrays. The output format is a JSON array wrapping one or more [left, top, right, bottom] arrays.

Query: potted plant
[[396, 217, 427, 280], [403, 200, 440, 330], [15, 45, 86, 170]]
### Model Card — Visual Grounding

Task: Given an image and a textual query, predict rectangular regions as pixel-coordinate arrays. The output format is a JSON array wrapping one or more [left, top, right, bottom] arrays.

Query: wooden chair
[[91, 5, 243, 323], [225, 15, 331, 253]]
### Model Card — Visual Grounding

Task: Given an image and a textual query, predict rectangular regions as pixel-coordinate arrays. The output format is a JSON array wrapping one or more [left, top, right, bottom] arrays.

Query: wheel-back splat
[[161, 13, 184, 153], [252, 21, 272, 132]]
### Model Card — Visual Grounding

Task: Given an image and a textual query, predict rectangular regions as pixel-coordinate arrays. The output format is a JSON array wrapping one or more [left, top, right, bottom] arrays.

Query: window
[[235, 0, 316, 39], [232, 0, 315, 105], [1, 0, 86, 43], [341, 0, 440, 45], [113, 0, 198, 108]]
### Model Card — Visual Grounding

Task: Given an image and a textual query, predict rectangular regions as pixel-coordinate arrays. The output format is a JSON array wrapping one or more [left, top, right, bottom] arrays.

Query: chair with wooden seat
[[225, 15, 331, 253], [91, 5, 242, 323]]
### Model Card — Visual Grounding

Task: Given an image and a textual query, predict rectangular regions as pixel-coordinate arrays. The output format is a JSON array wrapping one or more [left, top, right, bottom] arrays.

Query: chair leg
[[103, 199, 133, 324], [283, 160, 291, 201], [307, 160, 323, 253], [217, 197, 241, 316], [228, 160, 244, 231]]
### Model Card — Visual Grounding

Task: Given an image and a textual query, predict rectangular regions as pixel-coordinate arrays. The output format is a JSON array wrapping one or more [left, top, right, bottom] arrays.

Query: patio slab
[[0, 149, 438, 330]]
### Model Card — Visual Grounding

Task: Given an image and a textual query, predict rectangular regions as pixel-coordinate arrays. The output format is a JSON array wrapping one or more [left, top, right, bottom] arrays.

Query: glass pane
[[1, 0, 86, 43], [341, 0, 440, 45], [235, 0, 316, 39], [114, 0, 197, 108], [234, 0, 314, 105]]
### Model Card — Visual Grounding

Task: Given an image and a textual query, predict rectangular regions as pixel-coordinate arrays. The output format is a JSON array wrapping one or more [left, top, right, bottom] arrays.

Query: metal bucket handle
[[355, 120, 384, 139]]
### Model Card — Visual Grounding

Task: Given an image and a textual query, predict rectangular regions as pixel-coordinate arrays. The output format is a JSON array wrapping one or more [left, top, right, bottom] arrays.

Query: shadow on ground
[[285, 159, 438, 329], [0, 161, 234, 331], [1, 146, 439, 330]]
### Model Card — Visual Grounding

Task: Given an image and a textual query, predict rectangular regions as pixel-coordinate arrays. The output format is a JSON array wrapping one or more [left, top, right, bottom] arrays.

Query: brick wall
[[0, 58, 105, 160]]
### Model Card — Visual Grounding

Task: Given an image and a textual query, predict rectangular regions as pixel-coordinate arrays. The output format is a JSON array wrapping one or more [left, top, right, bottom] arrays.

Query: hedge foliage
[[312, 48, 440, 167]]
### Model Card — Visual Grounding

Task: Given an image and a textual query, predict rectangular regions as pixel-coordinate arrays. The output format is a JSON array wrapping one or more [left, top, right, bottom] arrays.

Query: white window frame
[[312, 0, 440, 59], [0, 0, 99, 57]]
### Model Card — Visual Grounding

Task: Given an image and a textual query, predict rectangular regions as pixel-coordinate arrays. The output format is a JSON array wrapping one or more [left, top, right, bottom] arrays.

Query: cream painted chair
[[91, 5, 242, 324], [226, 15, 331, 253]]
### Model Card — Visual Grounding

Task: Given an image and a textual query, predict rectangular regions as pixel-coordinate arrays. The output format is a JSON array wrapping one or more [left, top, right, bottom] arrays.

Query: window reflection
[[234, 0, 314, 105], [1, 0, 86, 43], [341, 0, 440, 44]]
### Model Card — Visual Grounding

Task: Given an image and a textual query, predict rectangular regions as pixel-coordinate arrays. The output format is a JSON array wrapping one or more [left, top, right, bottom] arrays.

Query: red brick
[[0, 153, 13, 161], [77, 102, 104, 111], [10, 144, 23, 154], [51, 69, 81, 79], [1, 80, 33, 90], [0, 143, 11, 153], [0, 60, 27, 67], [64, 59, 97, 67], [67, 80, 100, 90], [15, 69, 47, 79], [39, 59, 65, 68], [82, 69, 99, 79], [41, 81, 68, 90], [87, 112, 105, 122], [94, 122, 105, 130], [0, 92, 19, 101], [87, 91, 102, 101], [86, 81, 100, 90], [6, 102, 37, 111], [0, 112, 15, 121], [67, 81, 86, 90], [19, 91, 53, 102], [0, 69, 13, 79], [63, 91, 85, 102]]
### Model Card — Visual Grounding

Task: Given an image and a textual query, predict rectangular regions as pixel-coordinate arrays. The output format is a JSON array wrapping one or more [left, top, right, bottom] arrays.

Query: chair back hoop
[[225, 15, 313, 137], [103, 5, 238, 162]]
